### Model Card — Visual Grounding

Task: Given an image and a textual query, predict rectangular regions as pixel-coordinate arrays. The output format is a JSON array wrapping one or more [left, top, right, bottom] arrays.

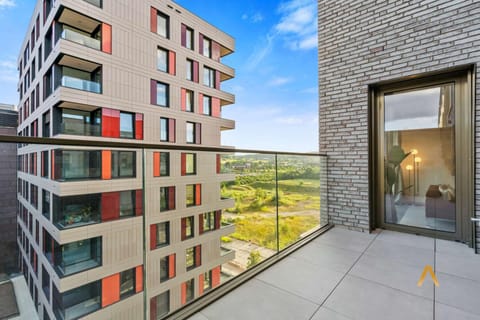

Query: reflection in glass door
[[384, 84, 456, 232]]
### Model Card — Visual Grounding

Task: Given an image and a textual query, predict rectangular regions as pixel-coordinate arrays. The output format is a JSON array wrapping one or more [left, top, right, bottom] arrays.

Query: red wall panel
[[212, 97, 221, 118], [195, 123, 201, 144], [150, 7, 157, 33], [168, 187, 175, 210], [195, 245, 201, 267], [180, 24, 186, 47], [215, 210, 221, 230], [150, 79, 157, 105], [181, 282, 187, 305], [101, 23, 112, 54], [168, 254, 176, 278], [198, 213, 204, 235], [193, 61, 199, 83], [101, 192, 120, 221], [181, 88, 186, 111], [168, 51, 176, 76], [150, 224, 157, 250], [215, 70, 221, 90], [150, 297, 157, 320], [212, 266, 221, 287], [195, 184, 201, 206], [135, 113, 143, 140], [198, 273, 204, 295], [216, 154, 221, 174], [198, 33, 204, 55], [135, 190, 143, 216], [198, 93, 203, 115], [168, 119, 175, 143], [212, 41, 221, 62], [180, 153, 186, 176]]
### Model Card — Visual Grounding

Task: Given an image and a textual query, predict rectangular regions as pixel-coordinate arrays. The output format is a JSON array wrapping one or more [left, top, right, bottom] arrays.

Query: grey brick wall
[[318, 0, 480, 249]]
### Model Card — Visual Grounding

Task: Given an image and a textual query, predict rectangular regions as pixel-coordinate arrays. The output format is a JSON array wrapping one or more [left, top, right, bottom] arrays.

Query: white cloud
[[242, 12, 264, 23], [0, 58, 18, 83], [0, 0, 15, 8], [245, 33, 275, 70], [268, 76, 292, 86], [274, 0, 317, 51]]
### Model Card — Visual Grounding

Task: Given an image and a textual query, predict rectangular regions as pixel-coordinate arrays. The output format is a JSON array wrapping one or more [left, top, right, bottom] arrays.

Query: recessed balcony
[[56, 55, 102, 94]]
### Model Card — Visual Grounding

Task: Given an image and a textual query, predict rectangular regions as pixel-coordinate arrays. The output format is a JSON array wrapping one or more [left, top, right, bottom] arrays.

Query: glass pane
[[120, 113, 133, 138], [384, 84, 455, 232], [157, 48, 167, 72]]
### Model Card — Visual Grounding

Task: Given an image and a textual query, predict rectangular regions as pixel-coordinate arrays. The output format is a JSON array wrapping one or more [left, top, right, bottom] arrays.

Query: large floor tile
[[201, 279, 319, 320], [324, 275, 432, 320], [376, 230, 434, 250], [435, 272, 480, 316], [256, 256, 345, 304], [312, 227, 377, 252], [365, 238, 434, 268], [436, 251, 480, 282], [435, 303, 480, 320], [291, 242, 362, 273], [349, 253, 433, 299], [435, 239, 475, 258], [311, 307, 353, 320]]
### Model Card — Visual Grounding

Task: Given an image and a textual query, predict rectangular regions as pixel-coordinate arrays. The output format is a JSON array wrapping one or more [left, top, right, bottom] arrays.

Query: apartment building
[[16, 0, 235, 319], [0, 104, 18, 275]]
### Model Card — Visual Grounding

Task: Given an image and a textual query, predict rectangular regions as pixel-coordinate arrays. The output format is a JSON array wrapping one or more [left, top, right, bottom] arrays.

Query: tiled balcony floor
[[189, 227, 480, 320]]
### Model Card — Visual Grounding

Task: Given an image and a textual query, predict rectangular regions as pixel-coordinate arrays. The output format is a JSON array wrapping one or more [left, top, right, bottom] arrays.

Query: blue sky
[[0, 0, 318, 152]]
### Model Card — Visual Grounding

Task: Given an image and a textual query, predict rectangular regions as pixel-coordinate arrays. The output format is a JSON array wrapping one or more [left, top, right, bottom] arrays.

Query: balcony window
[[61, 25, 101, 51], [120, 112, 134, 138], [182, 153, 196, 175], [54, 237, 102, 277], [43, 111, 50, 137], [53, 193, 101, 229], [42, 266, 50, 302], [160, 152, 169, 176], [120, 269, 135, 299], [203, 66, 215, 88], [43, 69, 53, 100], [160, 117, 175, 142], [160, 255, 175, 282], [54, 150, 101, 181], [61, 66, 101, 93], [53, 281, 101, 320], [42, 190, 50, 220], [111, 151, 136, 178], [157, 47, 168, 72], [30, 185, 38, 209], [203, 95, 211, 116], [186, 122, 201, 144], [57, 108, 101, 136], [203, 270, 212, 292], [119, 190, 135, 217], [157, 12, 169, 38]]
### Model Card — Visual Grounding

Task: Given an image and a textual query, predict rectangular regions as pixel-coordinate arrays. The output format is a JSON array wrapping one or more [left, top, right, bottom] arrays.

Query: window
[[203, 37, 211, 58], [160, 117, 175, 142], [181, 153, 196, 176], [203, 270, 212, 292], [186, 27, 193, 50], [42, 266, 50, 302], [153, 152, 170, 177], [157, 12, 169, 38], [53, 237, 102, 277], [203, 211, 216, 232], [186, 245, 201, 270], [41, 151, 48, 178], [203, 66, 215, 88], [186, 122, 201, 144], [42, 190, 50, 220], [43, 69, 53, 100], [53, 193, 101, 229], [43, 111, 50, 137], [120, 269, 135, 299], [160, 187, 175, 211], [152, 291, 170, 318], [52, 281, 101, 320], [120, 112, 134, 138], [185, 89, 194, 112], [57, 108, 101, 136], [203, 95, 211, 116], [30, 184, 38, 209], [119, 191, 134, 217], [38, 45, 42, 70], [184, 278, 194, 304], [157, 47, 168, 72], [156, 82, 169, 107], [186, 59, 193, 81], [54, 150, 101, 181], [181, 216, 194, 240], [186, 185, 197, 207], [111, 151, 136, 178], [159, 254, 175, 282], [32, 58, 36, 80], [156, 222, 169, 247]]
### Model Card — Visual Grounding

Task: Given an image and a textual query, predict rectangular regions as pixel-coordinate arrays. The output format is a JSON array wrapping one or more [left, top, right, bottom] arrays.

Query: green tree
[[246, 251, 262, 269]]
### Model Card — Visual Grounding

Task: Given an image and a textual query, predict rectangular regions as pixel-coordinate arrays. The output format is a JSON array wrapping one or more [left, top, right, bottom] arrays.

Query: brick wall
[[318, 0, 480, 250]]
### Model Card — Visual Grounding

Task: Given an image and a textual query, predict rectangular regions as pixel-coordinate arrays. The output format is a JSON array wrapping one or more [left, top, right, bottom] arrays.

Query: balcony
[[188, 227, 480, 320], [56, 7, 102, 51], [56, 55, 102, 94]]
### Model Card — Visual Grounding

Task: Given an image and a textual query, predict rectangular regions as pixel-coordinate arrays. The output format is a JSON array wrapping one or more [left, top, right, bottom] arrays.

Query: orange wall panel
[[153, 152, 160, 177], [102, 273, 120, 307], [212, 266, 221, 287], [101, 23, 112, 54], [169, 51, 176, 75], [135, 266, 143, 293], [102, 150, 112, 180]]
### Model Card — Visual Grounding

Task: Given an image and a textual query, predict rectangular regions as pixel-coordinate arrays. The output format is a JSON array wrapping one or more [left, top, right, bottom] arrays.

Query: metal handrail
[[0, 135, 326, 156]]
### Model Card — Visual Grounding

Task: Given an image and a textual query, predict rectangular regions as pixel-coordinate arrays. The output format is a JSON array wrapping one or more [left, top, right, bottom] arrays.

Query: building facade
[[16, 0, 235, 319], [319, 0, 480, 251], [0, 104, 18, 275]]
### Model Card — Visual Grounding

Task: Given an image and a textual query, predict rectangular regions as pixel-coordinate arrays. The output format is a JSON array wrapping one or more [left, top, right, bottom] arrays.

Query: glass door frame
[[369, 68, 474, 244]]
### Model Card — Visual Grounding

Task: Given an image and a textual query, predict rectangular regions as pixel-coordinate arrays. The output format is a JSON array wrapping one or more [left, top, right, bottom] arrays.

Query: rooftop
[[189, 227, 480, 320]]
